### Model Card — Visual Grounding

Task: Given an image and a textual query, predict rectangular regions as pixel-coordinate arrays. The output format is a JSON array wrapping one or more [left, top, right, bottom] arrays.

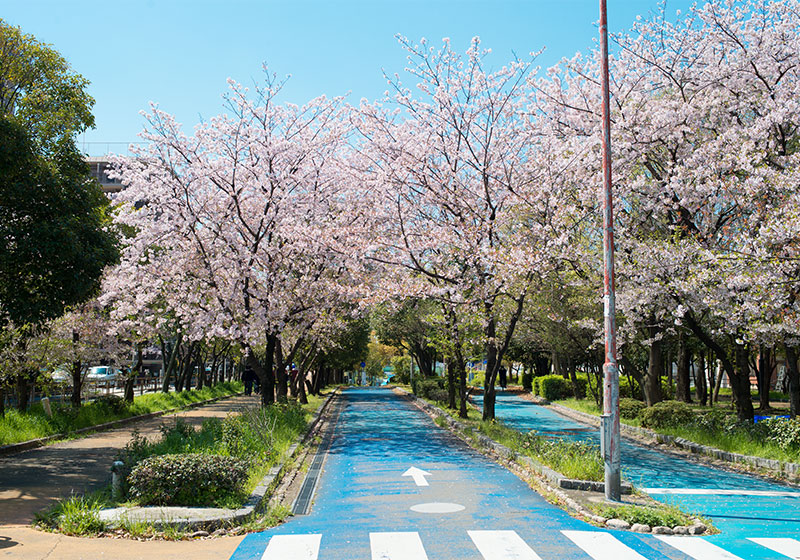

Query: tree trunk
[[757, 345, 772, 411], [125, 342, 143, 402], [260, 334, 276, 406], [785, 344, 800, 419], [482, 315, 498, 421], [160, 333, 182, 393], [676, 332, 692, 403], [15, 374, 32, 412], [70, 330, 83, 407], [0, 387, 5, 418], [644, 324, 664, 406], [274, 337, 288, 403]]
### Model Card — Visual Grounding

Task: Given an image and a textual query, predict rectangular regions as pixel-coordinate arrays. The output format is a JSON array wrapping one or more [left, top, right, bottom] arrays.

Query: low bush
[[618, 398, 646, 420], [640, 401, 694, 429], [591, 503, 702, 529], [760, 417, 800, 452], [415, 378, 445, 400], [521, 370, 532, 392], [128, 453, 249, 507]]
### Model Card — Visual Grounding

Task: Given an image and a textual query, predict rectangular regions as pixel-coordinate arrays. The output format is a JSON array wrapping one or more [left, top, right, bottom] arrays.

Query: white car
[[86, 366, 120, 382]]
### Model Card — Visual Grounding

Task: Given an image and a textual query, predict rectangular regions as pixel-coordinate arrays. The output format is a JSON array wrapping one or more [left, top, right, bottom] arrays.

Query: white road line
[[655, 536, 744, 559], [370, 532, 429, 560], [561, 531, 648, 560], [261, 534, 321, 560], [749, 538, 800, 559], [468, 530, 543, 560], [643, 488, 800, 498]]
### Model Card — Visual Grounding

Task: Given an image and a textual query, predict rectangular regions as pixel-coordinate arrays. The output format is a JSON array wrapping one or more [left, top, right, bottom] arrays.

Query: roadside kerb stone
[[548, 401, 800, 479], [0, 391, 244, 457], [98, 389, 338, 530]]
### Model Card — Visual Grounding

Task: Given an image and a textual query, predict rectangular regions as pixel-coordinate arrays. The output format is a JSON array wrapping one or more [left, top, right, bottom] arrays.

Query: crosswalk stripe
[[261, 534, 321, 560], [370, 532, 429, 560], [468, 530, 543, 560], [655, 536, 744, 559], [561, 531, 648, 560], [749, 538, 800, 559]]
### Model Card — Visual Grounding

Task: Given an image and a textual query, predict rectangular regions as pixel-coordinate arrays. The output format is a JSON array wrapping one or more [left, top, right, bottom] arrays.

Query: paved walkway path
[[0, 394, 259, 559]]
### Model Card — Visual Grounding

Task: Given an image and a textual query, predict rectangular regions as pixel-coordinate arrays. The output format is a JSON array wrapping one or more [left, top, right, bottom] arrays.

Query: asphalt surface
[[228, 388, 800, 560]]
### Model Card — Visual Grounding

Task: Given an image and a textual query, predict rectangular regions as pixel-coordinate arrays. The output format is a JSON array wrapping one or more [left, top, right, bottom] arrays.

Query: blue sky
[[3, 0, 697, 156]]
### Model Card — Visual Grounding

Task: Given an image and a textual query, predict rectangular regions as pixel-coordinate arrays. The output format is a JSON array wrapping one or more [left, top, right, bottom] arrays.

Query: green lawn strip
[[0, 381, 244, 446], [555, 398, 800, 464]]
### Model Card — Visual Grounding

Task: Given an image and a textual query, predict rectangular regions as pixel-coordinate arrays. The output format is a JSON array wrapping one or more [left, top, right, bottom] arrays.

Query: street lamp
[[599, 0, 621, 502]]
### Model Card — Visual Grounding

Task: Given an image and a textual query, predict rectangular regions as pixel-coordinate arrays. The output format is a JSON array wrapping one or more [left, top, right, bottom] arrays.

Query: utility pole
[[599, 0, 621, 502]]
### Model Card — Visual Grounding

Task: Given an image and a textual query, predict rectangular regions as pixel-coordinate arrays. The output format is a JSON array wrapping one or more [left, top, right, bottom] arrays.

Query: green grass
[[34, 494, 108, 536], [555, 397, 800, 464], [589, 502, 713, 530], [0, 382, 243, 446]]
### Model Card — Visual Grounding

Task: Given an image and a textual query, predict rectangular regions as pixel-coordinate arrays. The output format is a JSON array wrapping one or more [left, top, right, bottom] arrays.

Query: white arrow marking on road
[[749, 538, 800, 559], [655, 536, 744, 560], [402, 467, 431, 487]]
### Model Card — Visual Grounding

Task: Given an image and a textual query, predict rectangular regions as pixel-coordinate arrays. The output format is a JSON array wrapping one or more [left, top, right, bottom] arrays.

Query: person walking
[[499, 365, 507, 390], [243, 366, 257, 396]]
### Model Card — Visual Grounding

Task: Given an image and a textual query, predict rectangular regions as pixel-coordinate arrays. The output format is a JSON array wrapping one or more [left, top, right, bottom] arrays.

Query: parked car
[[86, 366, 120, 382]]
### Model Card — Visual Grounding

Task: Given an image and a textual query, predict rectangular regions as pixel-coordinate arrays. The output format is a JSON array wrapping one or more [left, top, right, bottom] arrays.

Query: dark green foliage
[[533, 375, 570, 401], [640, 400, 694, 429], [0, 117, 118, 327], [128, 453, 249, 507], [618, 398, 646, 420], [522, 370, 532, 392], [757, 417, 800, 452], [415, 377, 447, 403], [93, 394, 129, 415]]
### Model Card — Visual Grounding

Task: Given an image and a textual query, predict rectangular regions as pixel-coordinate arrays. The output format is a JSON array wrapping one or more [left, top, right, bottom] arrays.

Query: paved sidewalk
[[0, 394, 259, 559]]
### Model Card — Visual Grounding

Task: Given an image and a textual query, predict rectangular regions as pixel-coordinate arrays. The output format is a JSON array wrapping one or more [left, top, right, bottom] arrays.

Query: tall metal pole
[[599, 0, 621, 502]]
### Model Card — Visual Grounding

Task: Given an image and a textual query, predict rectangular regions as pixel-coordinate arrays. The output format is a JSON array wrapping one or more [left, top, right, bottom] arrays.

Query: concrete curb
[[548, 401, 800, 480], [0, 390, 245, 457], [98, 389, 338, 530], [395, 388, 631, 495]]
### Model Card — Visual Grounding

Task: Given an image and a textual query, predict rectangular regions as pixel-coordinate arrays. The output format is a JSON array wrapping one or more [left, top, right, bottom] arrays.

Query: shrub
[[536, 375, 570, 401], [93, 394, 128, 414], [591, 503, 698, 528], [416, 378, 445, 400], [640, 400, 694, 429], [761, 417, 800, 451], [128, 453, 249, 507], [571, 376, 588, 399], [521, 370, 532, 392], [618, 398, 646, 420]]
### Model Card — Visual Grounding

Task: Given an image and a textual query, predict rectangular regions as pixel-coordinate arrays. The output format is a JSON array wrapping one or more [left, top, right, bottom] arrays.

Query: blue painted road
[[228, 388, 800, 559], [473, 391, 800, 559]]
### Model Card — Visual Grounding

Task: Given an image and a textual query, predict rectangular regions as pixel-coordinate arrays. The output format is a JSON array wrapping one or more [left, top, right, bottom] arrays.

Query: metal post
[[599, 0, 621, 502]]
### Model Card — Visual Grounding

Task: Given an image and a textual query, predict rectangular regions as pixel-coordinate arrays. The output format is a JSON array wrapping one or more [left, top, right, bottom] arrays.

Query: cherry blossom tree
[[534, 0, 800, 420], [355, 36, 579, 420], [105, 71, 361, 406]]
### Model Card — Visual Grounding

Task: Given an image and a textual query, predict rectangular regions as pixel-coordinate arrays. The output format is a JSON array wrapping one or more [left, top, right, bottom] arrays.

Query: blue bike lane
[[473, 392, 800, 560], [228, 388, 799, 560]]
